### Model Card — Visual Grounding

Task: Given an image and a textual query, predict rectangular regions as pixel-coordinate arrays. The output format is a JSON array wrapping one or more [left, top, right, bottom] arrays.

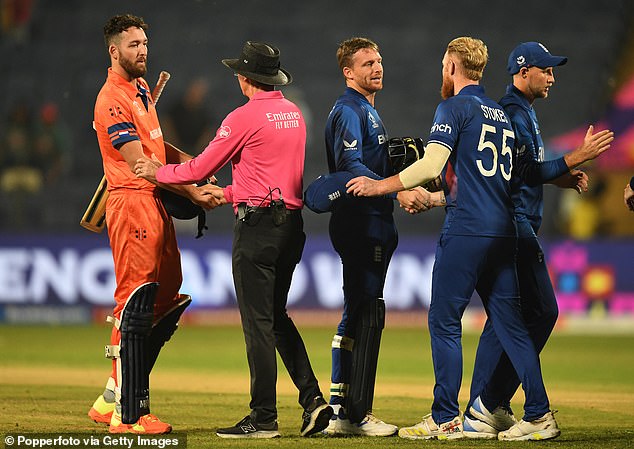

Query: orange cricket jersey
[[94, 68, 182, 317], [94, 68, 167, 191]]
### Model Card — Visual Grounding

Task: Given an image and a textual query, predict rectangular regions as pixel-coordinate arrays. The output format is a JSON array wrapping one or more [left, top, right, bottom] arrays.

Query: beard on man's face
[[440, 75, 454, 100], [120, 55, 147, 79]]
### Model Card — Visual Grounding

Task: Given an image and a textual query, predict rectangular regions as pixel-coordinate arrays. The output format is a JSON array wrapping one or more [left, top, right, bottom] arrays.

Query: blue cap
[[507, 42, 567, 75], [303, 171, 355, 213]]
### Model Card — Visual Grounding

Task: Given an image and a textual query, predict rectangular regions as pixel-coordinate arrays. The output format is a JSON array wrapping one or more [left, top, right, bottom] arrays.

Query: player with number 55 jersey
[[427, 85, 516, 237], [346, 36, 558, 441]]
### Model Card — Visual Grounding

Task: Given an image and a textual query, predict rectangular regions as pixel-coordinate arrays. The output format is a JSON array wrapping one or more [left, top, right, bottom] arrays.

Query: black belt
[[236, 203, 295, 220]]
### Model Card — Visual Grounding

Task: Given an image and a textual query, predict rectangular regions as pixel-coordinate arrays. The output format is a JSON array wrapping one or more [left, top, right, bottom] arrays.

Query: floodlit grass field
[[1, 321, 634, 448]]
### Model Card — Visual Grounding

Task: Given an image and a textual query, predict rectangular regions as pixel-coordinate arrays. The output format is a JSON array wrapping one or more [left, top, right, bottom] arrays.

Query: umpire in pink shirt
[[134, 41, 332, 438]]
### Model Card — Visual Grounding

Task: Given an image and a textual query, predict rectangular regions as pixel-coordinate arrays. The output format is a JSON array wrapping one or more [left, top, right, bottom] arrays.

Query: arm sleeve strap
[[398, 142, 450, 190]]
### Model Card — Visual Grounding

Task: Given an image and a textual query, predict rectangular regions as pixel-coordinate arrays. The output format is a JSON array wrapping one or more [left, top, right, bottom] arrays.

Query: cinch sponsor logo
[[431, 122, 452, 134]]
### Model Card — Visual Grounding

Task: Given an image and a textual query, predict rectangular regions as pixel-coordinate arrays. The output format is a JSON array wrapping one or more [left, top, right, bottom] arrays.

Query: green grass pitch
[[1, 322, 633, 448]]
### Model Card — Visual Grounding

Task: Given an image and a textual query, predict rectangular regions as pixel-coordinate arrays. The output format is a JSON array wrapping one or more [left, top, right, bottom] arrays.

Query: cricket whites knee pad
[[119, 282, 158, 424], [146, 294, 192, 372], [346, 298, 385, 423]]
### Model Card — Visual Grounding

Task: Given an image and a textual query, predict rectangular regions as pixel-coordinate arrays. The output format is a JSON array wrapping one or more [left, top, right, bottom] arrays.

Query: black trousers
[[232, 209, 322, 423]]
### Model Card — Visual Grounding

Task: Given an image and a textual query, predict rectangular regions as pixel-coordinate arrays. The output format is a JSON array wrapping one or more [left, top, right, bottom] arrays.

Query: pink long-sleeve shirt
[[156, 90, 306, 211]]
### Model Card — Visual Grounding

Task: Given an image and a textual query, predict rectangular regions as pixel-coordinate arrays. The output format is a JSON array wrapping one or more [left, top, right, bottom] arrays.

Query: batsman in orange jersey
[[87, 14, 222, 434]]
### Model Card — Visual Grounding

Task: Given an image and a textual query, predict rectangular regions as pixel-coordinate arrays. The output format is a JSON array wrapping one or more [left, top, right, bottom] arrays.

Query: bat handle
[[152, 71, 171, 104]]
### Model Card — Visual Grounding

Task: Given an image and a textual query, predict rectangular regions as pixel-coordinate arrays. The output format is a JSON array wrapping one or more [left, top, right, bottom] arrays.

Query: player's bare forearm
[[346, 174, 404, 197], [430, 190, 446, 207]]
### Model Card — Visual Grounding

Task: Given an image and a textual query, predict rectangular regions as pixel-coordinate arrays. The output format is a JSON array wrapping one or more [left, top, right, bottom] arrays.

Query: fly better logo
[[343, 139, 358, 151], [431, 122, 452, 134]]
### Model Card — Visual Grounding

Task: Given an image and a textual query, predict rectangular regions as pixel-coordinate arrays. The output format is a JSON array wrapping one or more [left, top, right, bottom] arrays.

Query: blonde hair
[[446, 37, 488, 81]]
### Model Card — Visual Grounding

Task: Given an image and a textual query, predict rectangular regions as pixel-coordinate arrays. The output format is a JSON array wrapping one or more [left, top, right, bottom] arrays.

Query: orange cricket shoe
[[88, 395, 115, 424], [109, 411, 172, 434]]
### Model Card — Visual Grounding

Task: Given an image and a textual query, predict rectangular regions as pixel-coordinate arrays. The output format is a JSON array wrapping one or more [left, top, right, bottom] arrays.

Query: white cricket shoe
[[463, 415, 499, 439], [469, 396, 517, 430], [324, 410, 397, 436], [398, 414, 463, 440], [498, 410, 560, 441]]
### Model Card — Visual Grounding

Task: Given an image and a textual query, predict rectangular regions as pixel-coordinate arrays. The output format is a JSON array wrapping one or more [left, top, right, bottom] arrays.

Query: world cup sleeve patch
[[217, 126, 231, 138]]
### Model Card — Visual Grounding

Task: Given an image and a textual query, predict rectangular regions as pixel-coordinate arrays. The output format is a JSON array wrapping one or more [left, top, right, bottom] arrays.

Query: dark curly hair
[[103, 14, 148, 48]]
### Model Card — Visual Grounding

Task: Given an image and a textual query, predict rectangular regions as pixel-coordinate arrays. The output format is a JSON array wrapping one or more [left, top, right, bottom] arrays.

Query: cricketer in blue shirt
[[321, 37, 430, 436], [326, 87, 398, 434], [466, 41, 613, 437], [324, 82, 400, 434], [424, 84, 551, 427], [347, 37, 556, 441]]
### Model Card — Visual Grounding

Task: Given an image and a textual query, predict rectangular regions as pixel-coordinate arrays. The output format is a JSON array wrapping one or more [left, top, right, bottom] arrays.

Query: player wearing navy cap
[[464, 42, 613, 440], [347, 36, 559, 441], [506, 41, 568, 75]]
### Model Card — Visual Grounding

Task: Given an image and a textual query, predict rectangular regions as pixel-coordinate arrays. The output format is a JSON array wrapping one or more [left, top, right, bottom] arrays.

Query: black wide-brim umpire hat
[[222, 41, 292, 86]]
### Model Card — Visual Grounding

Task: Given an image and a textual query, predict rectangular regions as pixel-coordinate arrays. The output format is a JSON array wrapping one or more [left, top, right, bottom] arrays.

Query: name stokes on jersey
[[480, 104, 509, 123]]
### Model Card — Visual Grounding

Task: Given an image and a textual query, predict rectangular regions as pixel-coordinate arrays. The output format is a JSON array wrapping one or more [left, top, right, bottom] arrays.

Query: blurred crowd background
[[1, 0, 633, 239]]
